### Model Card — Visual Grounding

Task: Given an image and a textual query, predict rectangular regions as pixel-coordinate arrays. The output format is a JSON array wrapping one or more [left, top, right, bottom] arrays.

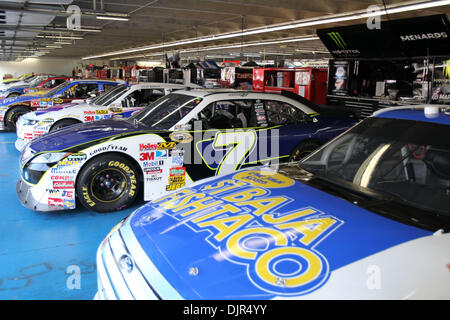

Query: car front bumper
[[16, 123, 48, 151], [16, 178, 71, 212], [15, 137, 29, 152]]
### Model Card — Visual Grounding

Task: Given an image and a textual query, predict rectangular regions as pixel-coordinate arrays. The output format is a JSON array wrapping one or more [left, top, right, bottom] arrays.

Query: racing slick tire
[[76, 154, 141, 213], [289, 140, 322, 163], [50, 119, 81, 132], [5, 105, 31, 131]]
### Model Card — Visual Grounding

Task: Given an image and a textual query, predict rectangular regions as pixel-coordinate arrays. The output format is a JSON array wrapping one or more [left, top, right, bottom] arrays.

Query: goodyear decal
[[151, 170, 343, 296]]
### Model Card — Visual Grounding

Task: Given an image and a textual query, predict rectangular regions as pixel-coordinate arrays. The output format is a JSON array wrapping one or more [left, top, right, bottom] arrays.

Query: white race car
[[15, 83, 198, 151]]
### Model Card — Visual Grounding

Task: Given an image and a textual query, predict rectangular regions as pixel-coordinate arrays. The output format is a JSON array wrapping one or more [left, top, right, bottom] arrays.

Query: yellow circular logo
[[233, 170, 294, 188]]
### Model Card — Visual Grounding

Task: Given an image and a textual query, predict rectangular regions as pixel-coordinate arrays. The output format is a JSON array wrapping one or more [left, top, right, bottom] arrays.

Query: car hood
[[26, 103, 83, 119], [127, 167, 434, 299], [27, 119, 148, 153], [0, 93, 45, 106]]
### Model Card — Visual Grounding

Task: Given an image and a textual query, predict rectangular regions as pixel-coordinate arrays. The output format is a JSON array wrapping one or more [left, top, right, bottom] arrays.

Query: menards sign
[[400, 32, 448, 42]]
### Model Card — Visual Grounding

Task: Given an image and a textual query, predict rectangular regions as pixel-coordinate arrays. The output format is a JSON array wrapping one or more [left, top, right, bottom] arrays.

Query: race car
[[0, 79, 120, 131], [16, 89, 355, 213], [94, 105, 450, 300], [15, 83, 201, 151], [0, 76, 70, 99], [0, 74, 34, 89]]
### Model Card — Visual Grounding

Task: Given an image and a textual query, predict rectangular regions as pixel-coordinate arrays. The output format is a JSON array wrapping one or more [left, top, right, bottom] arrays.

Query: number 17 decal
[[213, 130, 257, 176]]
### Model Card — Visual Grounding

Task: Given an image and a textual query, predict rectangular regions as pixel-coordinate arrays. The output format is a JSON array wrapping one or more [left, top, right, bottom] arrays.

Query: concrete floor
[[0, 132, 138, 300]]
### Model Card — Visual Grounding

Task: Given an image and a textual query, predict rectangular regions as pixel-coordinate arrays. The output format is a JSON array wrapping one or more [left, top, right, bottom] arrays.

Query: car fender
[[43, 133, 183, 206]]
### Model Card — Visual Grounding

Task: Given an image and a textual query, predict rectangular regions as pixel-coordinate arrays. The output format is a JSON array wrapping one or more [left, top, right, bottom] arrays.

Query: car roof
[[128, 82, 200, 89], [70, 79, 119, 83], [373, 106, 450, 125], [171, 89, 318, 114]]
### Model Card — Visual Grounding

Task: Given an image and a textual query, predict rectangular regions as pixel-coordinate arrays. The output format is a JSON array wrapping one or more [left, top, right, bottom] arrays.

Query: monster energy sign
[[326, 32, 360, 57], [327, 32, 347, 49]]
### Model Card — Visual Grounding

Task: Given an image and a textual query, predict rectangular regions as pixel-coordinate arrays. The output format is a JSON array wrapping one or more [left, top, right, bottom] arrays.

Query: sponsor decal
[[170, 166, 186, 177], [51, 168, 77, 175], [89, 145, 128, 156], [84, 111, 96, 115], [31, 100, 41, 107], [48, 197, 64, 207], [157, 142, 177, 150], [144, 167, 163, 175], [53, 181, 75, 189], [64, 199, 76, 209], [57, 159, 82, 166], [170, 132, 193, 144], [156, 150, 168, 159], [108, 107, 123, 113], [96, 110, 108, 115], [67, 153, 87, 162], [50, 175, 72, 181], [140, 152, 155, 161], [172, 156, 184, 167], [61, 190, 74, 198], [151, 170, 343, 296], [146, 177, 163, 182], [140, 143, 158, 151], [167, 175, 186, 191], [143, 160, 165, 167]]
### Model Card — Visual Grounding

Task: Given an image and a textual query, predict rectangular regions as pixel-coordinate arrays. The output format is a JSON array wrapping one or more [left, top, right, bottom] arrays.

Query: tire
[[5, 106, 31, 131], [76, 154, 140, 213], [50, 119, 81, 132], [289, 140, 322, 162]]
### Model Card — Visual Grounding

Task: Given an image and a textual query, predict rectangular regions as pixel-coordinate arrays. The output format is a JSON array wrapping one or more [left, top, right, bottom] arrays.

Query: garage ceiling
[[1, 0, 449, 62]]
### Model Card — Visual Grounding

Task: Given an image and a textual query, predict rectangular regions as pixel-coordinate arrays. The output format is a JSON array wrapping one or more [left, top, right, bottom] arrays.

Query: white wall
[[0, 57, 84, 79]]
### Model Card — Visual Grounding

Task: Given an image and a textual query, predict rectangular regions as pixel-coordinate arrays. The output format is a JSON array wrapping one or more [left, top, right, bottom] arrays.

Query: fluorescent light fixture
[[108, 36, 319, 61], [46, 45, 62, 48], [37, 35, 84, 40], [73, 28, 102, 32], [82, 0, 450, 60], [296, 49, 330, 54], [260, 52, 293, 56], [96, 15, 129, 21], [54, 41, 73, 45]]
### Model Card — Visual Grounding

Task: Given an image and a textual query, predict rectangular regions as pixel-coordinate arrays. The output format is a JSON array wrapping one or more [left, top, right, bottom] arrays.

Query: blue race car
[[0, 79, 121, 131], [95, 105, 450, 300], [17, 90, 356, 213], [0, 76, 69, 100]]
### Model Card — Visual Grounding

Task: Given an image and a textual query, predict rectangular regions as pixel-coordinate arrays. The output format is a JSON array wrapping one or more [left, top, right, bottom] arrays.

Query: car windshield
[[299, 116, 450, 218], [91, 85, 129, 106], [45, 81, 70, 97], [127, 93, 202, 129]]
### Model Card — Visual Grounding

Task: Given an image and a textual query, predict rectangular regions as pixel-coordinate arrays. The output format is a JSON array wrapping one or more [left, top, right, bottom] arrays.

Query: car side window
[[123, 89, 164, 108], [201, 100, 254, 129], [44, 79, 65, 89], [103, 84, 117, 93], [264, 100, 306, 126]]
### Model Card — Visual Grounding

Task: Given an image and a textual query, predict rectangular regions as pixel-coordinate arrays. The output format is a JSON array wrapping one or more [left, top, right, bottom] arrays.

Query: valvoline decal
[[130, 168, 432, 299]]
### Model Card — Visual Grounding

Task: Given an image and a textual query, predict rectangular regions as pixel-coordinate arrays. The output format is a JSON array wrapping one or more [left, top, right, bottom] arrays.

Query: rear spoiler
[[281, 90, 357, 119]]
